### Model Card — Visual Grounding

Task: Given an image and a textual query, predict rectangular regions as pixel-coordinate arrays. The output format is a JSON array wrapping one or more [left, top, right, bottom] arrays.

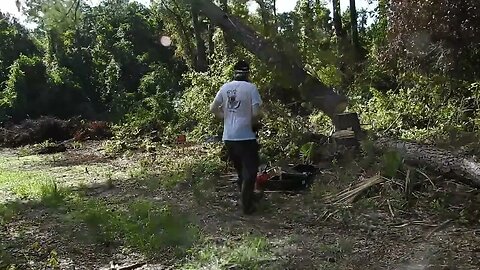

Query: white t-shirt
[[213, 80, 262, 141]]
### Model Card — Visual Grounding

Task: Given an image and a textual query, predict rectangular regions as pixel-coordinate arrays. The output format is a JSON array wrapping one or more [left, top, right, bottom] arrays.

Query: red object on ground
[[176, 134, 186, 144], [255, 172, 270, 189]]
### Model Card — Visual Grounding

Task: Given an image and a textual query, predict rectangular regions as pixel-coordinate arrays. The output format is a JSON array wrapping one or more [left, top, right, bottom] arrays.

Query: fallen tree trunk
[[374, 138, 480, 188], [191, 0, 348, 117]]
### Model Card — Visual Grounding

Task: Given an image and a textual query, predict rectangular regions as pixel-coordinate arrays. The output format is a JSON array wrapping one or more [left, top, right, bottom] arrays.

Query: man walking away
[[209, 60, 262, 215]]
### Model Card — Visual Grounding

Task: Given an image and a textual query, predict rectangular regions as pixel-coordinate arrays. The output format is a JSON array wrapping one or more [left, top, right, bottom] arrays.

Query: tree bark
[[255, 0, 272, 37], [333, 112, 361, 134], [219, 0, 234, 54], [332, 113, 362, 147], [207, 20, 215, 61], [374, 138, 480, 188], [349, 0, 359, 52], [332, 0, 345, 42], [191, 0, 348, 117], [161, 1, 197, 68], [191, 3, 208, 71], [332, 0, 349, 88]]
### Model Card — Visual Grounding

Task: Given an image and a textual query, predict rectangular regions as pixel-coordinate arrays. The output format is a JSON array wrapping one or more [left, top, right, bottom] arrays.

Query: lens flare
[[160, 36, 172, 47]]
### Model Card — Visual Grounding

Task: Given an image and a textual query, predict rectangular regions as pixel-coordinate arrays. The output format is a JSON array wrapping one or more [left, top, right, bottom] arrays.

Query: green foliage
[[300, 142, 316, 164], [0, 167, 53, 199], [114, 64, 177, 138], [1, 0, 182, 124], [381, 150, 403, 178], [71, 198, 198, 257], [24, 0, 83, 33], [1, 54, 84, 121], [177, 60, 233, 139], [40, 181, 67, 207], [182, 236, 274, 270], [353, 73, 477, 141], [0, 13, 39, 85], [257, 101, 310, 161], [388, 0, 480, 79], [1, 0, 479, 161], [2, 55, 47, 119]]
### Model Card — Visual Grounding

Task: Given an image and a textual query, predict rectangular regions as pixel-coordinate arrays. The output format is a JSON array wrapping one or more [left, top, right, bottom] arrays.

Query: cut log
[[374, 138, 480, 188], [191, 0, 348, 117], [333, 112, 361, 134], [332, 112, 362, 147]]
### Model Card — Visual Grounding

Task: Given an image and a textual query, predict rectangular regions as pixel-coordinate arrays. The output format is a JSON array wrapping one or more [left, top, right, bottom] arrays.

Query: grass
[[1, 138, 480, 269], [129, 153, 223, 200], [1, 189, 199, 261], [0, 203, 17, 225], [40, 181, 69, 207], [181, 236, 275, 270], [0, 155, 69, 205], [0, 150, 203, 262], [66, 197, 199, 258], [0, 153, 64, 200], [0, 170, 54, 199]]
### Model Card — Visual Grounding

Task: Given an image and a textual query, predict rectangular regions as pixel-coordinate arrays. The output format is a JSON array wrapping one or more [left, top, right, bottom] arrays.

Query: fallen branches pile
[[0, 117, 79, 147], [324, 175, 386, 204], [0, 117, 112, 147]]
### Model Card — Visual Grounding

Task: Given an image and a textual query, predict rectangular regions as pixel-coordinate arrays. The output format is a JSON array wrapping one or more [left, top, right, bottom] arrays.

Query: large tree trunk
[[191, 4, 208, 71], [219, 0, 234, 54], [161, 1, 197, 68], [207, 21, 215, 62], [191, 0, 348, 117], [349, 0, 360, 52], [332, 0, 345, 42], [332, 0, 349, 88], [255, 0, 277, 37], [374, 138, 480, 188]]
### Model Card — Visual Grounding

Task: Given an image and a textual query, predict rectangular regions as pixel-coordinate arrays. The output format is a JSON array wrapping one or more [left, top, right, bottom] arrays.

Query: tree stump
[[332, 112, 362, 147], [333, 112, 361, 134]]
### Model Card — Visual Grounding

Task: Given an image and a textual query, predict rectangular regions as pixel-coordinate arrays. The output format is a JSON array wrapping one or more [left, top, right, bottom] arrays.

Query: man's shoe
[[243, 203, 256, 215]]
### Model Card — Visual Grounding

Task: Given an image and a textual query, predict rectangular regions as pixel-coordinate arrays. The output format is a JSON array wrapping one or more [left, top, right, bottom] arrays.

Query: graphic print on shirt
[[227, 89, 241, 111]]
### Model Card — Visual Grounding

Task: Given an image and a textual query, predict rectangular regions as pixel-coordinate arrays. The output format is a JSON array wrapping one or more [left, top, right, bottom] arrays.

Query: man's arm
[[210, 91, 224, 119], [251, 85, 263, 129], [252, 104, 262, 123], [209, 101, 224, 119]]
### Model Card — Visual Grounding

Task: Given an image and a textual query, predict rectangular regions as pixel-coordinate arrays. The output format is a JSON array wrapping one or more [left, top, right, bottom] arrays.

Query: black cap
[[234, 60, 250, 73]]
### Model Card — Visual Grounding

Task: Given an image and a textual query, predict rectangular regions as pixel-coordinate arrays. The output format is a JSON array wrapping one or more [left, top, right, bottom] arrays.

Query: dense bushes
[[1, 55, 85, 121], [352, 74, 471, 140], [0, 13, 39, 84], [1, 0, 480, 156], [0, 1, 182, 127]]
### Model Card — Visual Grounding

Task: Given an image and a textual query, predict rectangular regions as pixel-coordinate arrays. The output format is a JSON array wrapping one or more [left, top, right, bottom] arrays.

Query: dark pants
[[225, 140, 259, 213]]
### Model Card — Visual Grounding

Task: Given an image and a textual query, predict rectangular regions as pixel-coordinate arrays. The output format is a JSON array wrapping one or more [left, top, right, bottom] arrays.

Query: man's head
[[233, 60, 250, 81]]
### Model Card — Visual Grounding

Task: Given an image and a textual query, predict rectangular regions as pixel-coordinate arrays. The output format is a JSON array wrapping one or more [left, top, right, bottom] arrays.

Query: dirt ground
[[0, 141, 479, 270]]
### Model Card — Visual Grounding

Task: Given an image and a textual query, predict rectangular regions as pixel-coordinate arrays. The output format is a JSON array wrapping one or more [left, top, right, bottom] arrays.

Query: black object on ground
[[262, 164, 318, 191]]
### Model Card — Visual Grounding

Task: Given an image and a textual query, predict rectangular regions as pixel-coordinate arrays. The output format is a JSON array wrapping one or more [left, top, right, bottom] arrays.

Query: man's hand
[[209, 102, 224, 119]]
